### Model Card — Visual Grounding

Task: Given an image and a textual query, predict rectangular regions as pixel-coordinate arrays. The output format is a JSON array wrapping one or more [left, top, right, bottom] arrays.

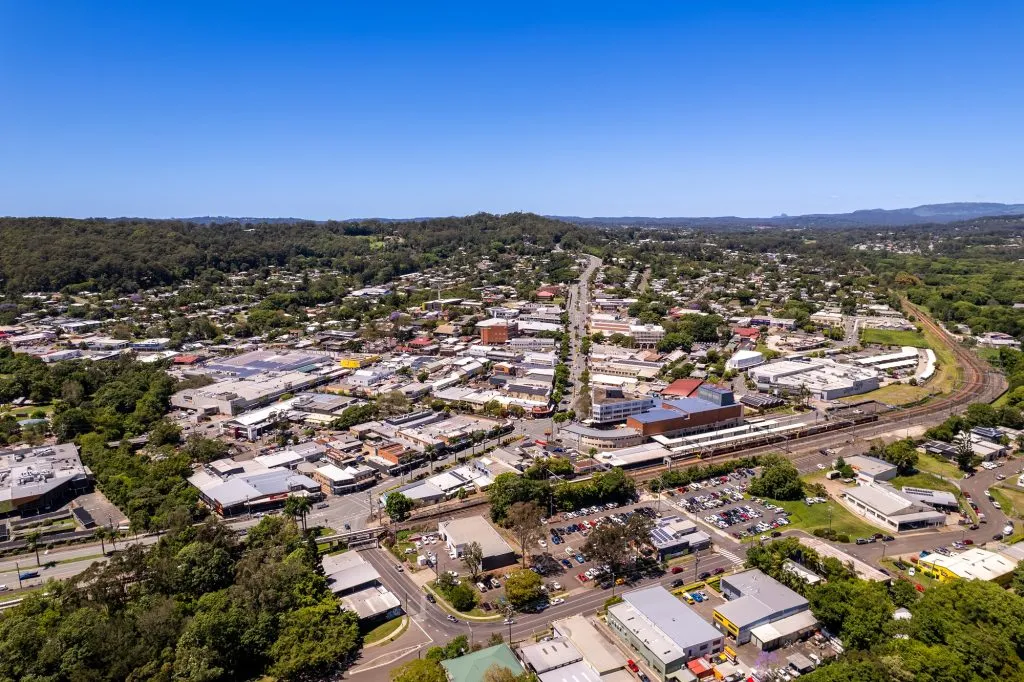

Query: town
[[1, 215, 1023, 682]]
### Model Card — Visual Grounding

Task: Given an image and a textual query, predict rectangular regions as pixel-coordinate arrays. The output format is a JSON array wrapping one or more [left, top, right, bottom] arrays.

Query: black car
[[698, 571, 711, 580], [671, 578, 685, 587], [994, 533, 1004, 541], [425, 593, 436, 603], [771, 531, 782, 538], [882, 535, 895, 542]]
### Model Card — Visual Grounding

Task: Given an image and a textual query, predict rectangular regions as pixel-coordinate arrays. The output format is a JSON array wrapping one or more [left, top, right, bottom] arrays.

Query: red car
[[627, 660, 640, 674], [963, 538, 975, 545], [671, 566, 684, 574]]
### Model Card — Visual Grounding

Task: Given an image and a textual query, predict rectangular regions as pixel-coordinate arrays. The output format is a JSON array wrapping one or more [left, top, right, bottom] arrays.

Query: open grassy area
[[362, 616, 406, 645], [841, 382, 931, 405], [991, 486, 1024, 522], [425, 583, 497, 620], [860, 328, 929, 348], [890, 471, 959, 495], [913, 454, 964, 481], [754, 496, 882, 542]]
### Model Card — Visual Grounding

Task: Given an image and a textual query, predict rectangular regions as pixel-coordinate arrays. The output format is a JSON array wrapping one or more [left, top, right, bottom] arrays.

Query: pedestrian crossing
[[714, 547, 744, 565]]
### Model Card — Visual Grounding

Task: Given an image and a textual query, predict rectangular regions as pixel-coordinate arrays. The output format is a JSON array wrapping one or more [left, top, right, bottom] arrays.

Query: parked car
[[627, 660, 639, 674]]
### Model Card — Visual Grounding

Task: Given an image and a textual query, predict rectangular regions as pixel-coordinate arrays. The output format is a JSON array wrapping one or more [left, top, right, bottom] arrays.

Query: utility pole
[[15, 562, 21, 590]]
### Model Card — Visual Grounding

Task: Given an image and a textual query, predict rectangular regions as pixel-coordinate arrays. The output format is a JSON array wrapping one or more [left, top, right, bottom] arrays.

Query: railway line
[[626, 301, 1006, 484]]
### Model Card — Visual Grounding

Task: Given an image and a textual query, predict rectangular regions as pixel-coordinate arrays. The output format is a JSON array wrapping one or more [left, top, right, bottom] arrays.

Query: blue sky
[[1, 1, 1022, 219]]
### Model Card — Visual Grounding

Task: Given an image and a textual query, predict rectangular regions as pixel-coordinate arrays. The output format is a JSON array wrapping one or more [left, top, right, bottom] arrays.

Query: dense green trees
[[0, 214, 601, 294], [804, 578, 1024, 682], [0, 516, 361, 681], [748, 454, 804, 501]]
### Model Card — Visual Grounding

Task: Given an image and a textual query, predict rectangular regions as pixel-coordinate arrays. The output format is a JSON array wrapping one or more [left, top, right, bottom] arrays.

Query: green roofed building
[[441, 644, 525, 682]]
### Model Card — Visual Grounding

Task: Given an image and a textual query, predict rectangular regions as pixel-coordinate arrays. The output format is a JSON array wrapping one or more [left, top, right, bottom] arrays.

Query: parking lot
[[665, 469, 799, 541], [543, 501, 662, 589]]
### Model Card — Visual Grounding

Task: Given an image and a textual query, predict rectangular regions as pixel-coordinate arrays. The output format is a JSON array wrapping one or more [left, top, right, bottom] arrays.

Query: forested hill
[[0, 213, 596, 294]]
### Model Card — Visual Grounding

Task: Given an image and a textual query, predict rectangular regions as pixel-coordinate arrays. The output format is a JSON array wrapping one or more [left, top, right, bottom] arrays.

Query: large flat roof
[[553, 615, 626, 674], [0, 443, 89, 507], [439, 516, 513, 558], [612, 586, 722, 664], [717, 569, 808, 629]]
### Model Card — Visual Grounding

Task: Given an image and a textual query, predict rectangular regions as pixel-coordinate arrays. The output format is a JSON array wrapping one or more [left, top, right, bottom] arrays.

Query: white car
[[552, 581, 562, 590], [538, 540, 547, 548], [549, 597, 565, 605], [993, 501, 1002, 510]]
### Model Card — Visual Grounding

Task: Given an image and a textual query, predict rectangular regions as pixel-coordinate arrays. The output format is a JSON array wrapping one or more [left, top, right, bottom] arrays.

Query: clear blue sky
[[2, 1, 1022, 219]]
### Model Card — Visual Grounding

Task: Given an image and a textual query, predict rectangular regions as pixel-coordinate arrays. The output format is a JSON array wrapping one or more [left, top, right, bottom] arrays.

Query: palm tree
[[26, 531, 42, 566], [284, 496, 313, 533], [94, 526, 108, 556], [295, 496, 312, 533], [425, 444, 437, 475]]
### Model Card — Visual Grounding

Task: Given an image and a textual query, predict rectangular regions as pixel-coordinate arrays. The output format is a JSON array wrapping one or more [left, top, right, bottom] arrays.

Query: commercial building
[[713, 569, 812, 646], [188, 459, 321, 517], [438, 516, 516, 570], [842, 482, 946, 532], [629, 324, 666, 347], [844, 455, 897, 483], [607, 586, 725, 679], [477, 318, 516, 345], [660, 378, 704, 398], [749, 358, 880, 401], [340, 586, 402, 624], [0, 444, 94, 515], [855, 347, 919, 367], [442, 644, 525, 682], [322, 550, 383, 596], [590, 388, 656, 424], [626, 397, 743, 439], [900, 486, 958, 510], [551, 615, 628, 677], [649, 516, 711, 559], [918, 548, 1016, 585], [313, 463, 377, 495], [172, 351, 340, 415], [558, 423, 644, 451], [726, 350, 764, 371]]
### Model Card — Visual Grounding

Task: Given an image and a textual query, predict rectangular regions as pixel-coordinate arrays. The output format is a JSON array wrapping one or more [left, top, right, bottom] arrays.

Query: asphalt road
[[567, 255, 601, 410], [361, 544, 736, 644]]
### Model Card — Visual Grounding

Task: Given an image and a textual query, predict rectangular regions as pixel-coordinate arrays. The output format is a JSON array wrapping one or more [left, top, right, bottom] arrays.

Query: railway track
[[628, 301, 1006, 484]]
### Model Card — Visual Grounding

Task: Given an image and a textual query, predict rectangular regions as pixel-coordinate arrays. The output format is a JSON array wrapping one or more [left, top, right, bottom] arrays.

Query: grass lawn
[[860, 329, 929, 348], [362, 616, 406, 645], [991, 486, 1024, 522], [890, 471, 959, 495], [914, 455, 964, 481], [755, 497, 881, 542], [841, 383, 932, 406], [426, 581, 495, 619], [918, 318, 959, 394], [880, 558, 942, 591]]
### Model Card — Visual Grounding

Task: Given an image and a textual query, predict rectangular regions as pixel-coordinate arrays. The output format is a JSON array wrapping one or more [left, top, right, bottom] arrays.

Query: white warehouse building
[[749, 358, 880, 401]]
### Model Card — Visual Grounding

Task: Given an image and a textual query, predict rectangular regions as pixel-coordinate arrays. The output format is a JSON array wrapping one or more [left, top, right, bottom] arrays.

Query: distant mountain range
[[176, 202, 1024, 229], [553, 202, 1024, 229]]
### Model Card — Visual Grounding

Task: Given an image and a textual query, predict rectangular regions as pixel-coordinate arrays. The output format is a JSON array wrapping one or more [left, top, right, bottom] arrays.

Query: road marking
[[714, 548, 743, 565]]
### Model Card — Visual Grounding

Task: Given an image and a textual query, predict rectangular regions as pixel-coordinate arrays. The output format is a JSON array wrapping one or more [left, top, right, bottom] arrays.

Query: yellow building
[[340, 355, 380, 369], [918, 548, 1015, 585]]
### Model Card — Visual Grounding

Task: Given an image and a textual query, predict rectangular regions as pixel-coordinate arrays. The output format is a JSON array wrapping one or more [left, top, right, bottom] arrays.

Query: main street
[[566, 254, 601, 410]]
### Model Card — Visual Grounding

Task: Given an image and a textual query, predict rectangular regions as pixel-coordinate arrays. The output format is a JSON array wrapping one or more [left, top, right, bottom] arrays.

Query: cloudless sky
[[1, 1, 1022, 218]]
